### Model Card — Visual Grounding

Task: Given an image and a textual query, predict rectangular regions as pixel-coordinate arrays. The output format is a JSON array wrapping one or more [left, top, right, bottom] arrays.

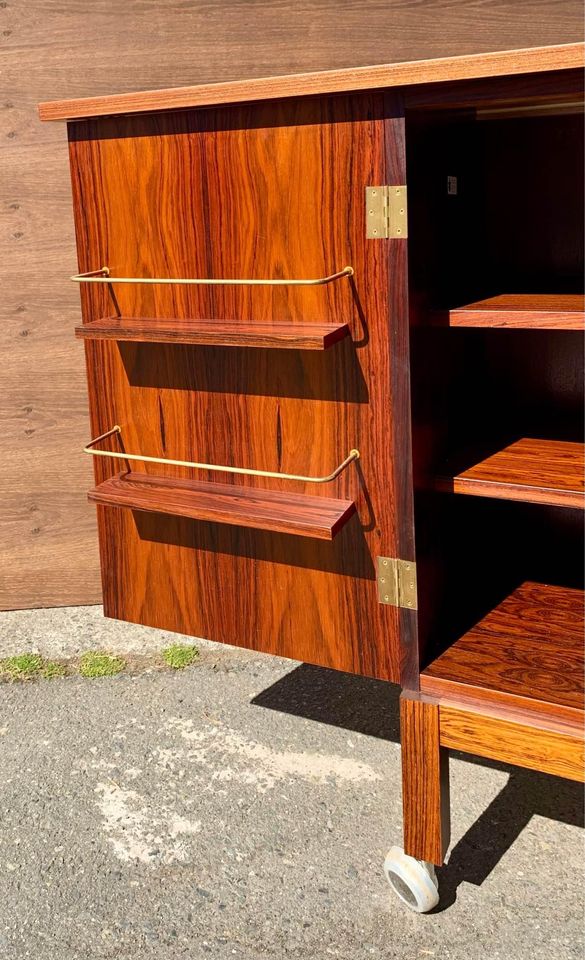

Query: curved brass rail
[[72, 266, 354, 287], [84, 426, 360, 484]]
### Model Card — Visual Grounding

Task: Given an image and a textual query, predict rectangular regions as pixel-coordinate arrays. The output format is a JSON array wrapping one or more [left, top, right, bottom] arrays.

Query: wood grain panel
[[0, 534, 101, 611], [421, 582, 585, 723], [439, 704, 585, 782], [0, 134, 101, 609], [436, 439, 585, 508], [70, 93, 411, 681], [11, 1, 583, 59], [75, 317, 351, 349], [89, 473, 356, 540], [400, 693, 450, 864]]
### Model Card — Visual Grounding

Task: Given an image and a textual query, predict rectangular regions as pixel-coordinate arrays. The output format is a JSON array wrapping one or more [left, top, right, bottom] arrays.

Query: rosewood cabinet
[[39, 41, 584, 912]]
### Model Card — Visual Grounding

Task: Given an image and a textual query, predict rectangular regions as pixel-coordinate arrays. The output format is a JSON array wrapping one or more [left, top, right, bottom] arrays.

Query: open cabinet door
[[69, 91, 416, 684]]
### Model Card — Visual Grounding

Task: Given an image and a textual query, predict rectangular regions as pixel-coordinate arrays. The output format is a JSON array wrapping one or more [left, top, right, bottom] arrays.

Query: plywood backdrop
[[1, 0, 582, 610]]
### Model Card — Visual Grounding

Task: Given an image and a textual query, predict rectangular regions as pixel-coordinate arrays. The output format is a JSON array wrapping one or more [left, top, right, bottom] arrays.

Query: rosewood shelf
[[88, 472, 356, 540], [435, 438, 585, 508], [440, 294, 585, 329], [421, 581, 585, 728], [75, 317, 351, 350]]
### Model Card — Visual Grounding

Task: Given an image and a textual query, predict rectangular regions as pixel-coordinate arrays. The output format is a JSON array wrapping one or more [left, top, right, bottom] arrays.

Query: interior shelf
[[75, 317, 351, 350], [421, 581, 585, 726], [88, 472, 356, 540], [439, 294, 585, 330], [435, 438, 585, 509]]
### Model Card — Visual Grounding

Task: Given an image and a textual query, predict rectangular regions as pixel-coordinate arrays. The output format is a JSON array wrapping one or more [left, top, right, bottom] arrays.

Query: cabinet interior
[[407, 98, 584, 718]]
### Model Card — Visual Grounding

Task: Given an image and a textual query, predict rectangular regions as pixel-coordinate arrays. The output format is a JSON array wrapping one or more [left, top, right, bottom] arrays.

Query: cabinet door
[[69, 91, 416, 683]]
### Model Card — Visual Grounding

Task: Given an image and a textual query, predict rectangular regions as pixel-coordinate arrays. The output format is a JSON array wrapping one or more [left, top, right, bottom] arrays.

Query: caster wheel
[[384, 846, 440, 913]]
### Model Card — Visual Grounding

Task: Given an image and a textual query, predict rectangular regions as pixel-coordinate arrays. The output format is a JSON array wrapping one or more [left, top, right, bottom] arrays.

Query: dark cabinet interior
[[407, 99, 584, 722]]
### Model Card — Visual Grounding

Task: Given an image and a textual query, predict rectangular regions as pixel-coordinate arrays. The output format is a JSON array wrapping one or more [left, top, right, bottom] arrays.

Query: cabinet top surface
[[38, 42, 584, 122]]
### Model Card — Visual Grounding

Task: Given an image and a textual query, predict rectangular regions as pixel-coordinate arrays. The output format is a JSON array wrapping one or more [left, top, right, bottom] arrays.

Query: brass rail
[[72, 266, 354, 287], [84, 426, 360, 484]]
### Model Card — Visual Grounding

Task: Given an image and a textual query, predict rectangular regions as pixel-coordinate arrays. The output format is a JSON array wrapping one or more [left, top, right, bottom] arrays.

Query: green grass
[[162, 643, 199, 670], [79, 652, 126, 678], [41, 660, 68, 679], [0, 653, 43, 681], [0, 646, 201, 682]]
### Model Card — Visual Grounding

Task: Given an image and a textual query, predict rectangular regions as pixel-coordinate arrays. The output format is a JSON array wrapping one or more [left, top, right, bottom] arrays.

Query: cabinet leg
[[400, 691, 450, 865]]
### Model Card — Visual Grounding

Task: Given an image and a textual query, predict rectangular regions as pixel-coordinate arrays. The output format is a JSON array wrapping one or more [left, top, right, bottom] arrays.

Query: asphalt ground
[[0, 605, 583, 959]]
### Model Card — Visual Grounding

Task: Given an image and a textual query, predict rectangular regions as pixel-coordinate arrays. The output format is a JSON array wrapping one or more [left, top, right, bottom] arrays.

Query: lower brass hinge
[[366, 186, 408, 239], [377, 557, 417, 610]]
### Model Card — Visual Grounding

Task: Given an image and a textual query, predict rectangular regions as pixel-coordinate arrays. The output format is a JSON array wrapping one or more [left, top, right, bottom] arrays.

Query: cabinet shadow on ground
[[252, 663, 584, 911]]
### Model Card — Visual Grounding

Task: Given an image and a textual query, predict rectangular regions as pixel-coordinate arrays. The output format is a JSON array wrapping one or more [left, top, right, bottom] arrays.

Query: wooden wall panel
[[1, 0, 582, 610]]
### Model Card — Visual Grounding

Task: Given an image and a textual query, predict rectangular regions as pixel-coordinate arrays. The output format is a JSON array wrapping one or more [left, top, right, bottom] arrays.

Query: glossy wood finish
[[421, 582, 585, 726], [441, 294, 585, 329], [39, 43, 584, 121], [400, 693, 450, 865], [439, 705, 585, 782], [89, 472, 356, 540], [436, 439, 585, 508], [69, 93, 413, 682], [75, 317, 351, 350]]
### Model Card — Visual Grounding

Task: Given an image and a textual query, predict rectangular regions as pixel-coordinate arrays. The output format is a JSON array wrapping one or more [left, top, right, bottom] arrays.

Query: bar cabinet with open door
[[39, 41, 585, 912]]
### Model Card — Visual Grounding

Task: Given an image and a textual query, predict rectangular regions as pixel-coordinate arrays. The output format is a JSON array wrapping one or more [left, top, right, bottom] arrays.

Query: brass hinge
[[365, 186, 408, 239], [377, 557, 417, 609]]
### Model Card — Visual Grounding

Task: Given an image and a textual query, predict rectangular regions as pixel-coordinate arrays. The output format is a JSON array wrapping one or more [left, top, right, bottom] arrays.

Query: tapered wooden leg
[[400, 692, 450, 865]]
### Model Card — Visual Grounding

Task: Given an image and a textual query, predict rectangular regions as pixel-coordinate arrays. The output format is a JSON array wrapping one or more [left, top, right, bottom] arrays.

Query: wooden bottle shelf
[[88, 472, 356, 540], [75, 317, 351, 350], [421, 581, 585, 727], [435, 438, 585, 508], [442, 293, 585, 329]]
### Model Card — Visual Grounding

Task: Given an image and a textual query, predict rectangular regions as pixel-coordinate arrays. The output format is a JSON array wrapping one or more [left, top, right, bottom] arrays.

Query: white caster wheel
[[384, 846, 440, 913]]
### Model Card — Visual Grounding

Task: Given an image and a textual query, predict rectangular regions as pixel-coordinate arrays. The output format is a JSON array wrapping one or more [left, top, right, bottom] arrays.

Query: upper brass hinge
[[366, 186, 408, 239], [377, 557, 417, 610]]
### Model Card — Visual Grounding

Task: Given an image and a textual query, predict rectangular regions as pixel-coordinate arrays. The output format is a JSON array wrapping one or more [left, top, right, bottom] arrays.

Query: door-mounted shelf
[[75, 317, 351, 350], [84, 427, 360, 538], [89, 472, 357, 539]]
